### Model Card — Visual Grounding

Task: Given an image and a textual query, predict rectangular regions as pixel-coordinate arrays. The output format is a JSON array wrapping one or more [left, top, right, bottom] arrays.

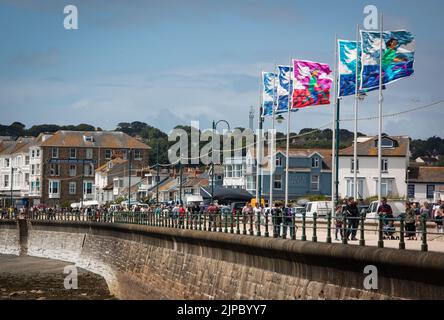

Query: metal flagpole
[[269, 66, 276, 210], [378, 13, 384, 208], [353, 24, 360, 200], [285, 63, 292, 208], [256, 72, 262, 205], [331, 35, 338, 216]]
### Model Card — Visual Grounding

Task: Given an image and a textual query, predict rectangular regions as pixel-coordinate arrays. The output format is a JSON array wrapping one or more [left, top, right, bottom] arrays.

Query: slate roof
[[408, 166, 444, 184], [39, 130, 150, 149], [339, 136, 409, 157]]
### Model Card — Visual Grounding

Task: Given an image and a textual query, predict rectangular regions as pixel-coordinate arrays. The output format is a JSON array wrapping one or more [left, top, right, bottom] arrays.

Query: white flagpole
[[378, 14, 384, 208], [353, 24, 360, 200], [285, 63, 292, 208], [331, 36, 338, 220], [256, 71, 262, 204], [269, 67, 276, 210]]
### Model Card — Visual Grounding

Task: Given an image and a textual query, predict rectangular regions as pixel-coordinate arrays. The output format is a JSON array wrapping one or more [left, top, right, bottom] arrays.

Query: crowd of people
[[1, 198, 443, 241], [334, 197, 444, 242]]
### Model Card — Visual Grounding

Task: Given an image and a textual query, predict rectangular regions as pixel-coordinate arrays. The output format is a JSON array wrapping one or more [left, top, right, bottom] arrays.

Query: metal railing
[[2, 209, 443, 252]]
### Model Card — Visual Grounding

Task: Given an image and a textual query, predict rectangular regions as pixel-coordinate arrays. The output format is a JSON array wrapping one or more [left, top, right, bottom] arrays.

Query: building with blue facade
[[223, 148, 332, 202]]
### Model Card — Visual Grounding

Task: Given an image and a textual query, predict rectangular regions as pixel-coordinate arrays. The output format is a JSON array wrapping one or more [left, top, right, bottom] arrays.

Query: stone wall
[[2, 220, 444, 300], [0, 221, 20, 256]]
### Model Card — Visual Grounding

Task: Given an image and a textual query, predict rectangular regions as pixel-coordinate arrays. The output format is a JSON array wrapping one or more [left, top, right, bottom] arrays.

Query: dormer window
[[312, 157, 320, 168], [84, 135, 94, 143], [375, 137, 395, 148]]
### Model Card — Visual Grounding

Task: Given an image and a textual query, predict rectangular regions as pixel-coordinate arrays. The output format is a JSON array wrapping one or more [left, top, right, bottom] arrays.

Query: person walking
[[345, 197, 359, 241], [434, 202, 443, 233], [272, 203, 283, 238], [404, 201, 417, 240], [334, 205, 344, 241], [418, 202, 431, 240], [242, 202, 254, 234]]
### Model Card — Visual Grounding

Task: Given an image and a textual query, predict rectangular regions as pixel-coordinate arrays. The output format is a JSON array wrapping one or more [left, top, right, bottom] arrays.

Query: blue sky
[[0, 0, 443, 139]]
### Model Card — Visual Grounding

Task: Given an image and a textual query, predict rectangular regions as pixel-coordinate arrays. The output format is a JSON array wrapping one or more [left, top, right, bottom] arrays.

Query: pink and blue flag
[[292, 60, 332, 108]]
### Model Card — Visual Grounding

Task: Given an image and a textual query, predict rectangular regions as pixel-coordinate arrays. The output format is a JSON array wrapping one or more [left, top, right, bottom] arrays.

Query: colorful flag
[[261, 72, 276, 116], [338, 40, 360, 97], [360, 30, 415, 90], [276, 65, 292, 114], [292, 60, 332, 108]]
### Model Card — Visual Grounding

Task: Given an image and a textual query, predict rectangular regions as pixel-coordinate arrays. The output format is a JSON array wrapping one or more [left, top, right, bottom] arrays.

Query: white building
[[223, 157, 247, 189], [407, 166, 444, 202], [0, 137, 38, 207], [338, 136, 410, 200]]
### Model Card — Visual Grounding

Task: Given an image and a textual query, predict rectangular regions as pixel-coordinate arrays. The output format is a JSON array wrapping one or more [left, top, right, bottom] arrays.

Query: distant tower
[[249, 106, 254, 131]]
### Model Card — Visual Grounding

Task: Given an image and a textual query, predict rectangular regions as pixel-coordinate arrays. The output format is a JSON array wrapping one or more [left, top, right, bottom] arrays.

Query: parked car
[[305, 201, 332, 218], [365, 200, 404, 219], [291, 206, 306, 217]]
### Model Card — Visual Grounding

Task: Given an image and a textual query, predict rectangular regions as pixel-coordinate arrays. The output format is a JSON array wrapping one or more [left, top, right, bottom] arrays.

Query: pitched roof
[[158, 177, 179, 192], [182, 177, 209, 188], [250, 147, 332, 170], [0, 137, 35, 156], [39, 130, 150, 149], [408, 166, 444, 184], [339, 136, 409, 157], [95, 158, 127, 173]]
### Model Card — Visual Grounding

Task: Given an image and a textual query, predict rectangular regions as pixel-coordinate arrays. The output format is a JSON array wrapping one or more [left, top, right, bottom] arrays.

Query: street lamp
[[276, 115, 285, 124], [212, 120, 231, 203]]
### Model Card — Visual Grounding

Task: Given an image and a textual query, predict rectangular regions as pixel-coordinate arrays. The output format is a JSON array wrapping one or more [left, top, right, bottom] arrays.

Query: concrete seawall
[[1, 220, 443, 300]]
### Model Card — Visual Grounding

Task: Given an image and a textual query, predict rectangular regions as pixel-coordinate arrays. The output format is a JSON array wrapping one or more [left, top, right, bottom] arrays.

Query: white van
[[365, 200, 404, 219], [305, 201, 332, 218]]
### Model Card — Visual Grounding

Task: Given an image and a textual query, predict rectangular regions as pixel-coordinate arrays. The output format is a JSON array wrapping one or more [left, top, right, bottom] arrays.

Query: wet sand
[[0, 255, 115, 300]]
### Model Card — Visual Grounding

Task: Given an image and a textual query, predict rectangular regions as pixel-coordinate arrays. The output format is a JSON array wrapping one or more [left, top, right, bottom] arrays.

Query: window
[[351, 159, 360, 173], [31, 150, 35, 158], [69, 182, 76, 195], [36, 164, 40, 175], [25, 173, 29, 186], [4, 175, 9, 188], [381, 159, 388, 172], [86, 148, 93, 160], [276, 157, 282, 167], [346, 179, 364, 198], [381, 138, 394, 148], [31, 165, 35, 175], [246, 176, 256, 191], [36, 179, 40, 192], [51, 148, 59, 159], [69, 165, 76, 177], [375, 179, 393, 197], [407, 184, 415, 199], [134, 149, 142, 160], [84, 163, 94, 176], [49, 164, 60, 176], [122, 149, 128, 160], [105, 149, 112, 160], [70, 148, 77, 159], [83, 181, 93, 195], [49, 180, 60, 195], [25, 156, 30, 165], [427, 185, 435, 199], [225, 165, 232, 178], [311, 175, 320, 191], [36, 149, 40, 157], [84, 135, 94, 143], [233, 165, 241, 178], [5, 158, 9, 167], [312, 157, 320, 168], [274, 174, 282, 189]]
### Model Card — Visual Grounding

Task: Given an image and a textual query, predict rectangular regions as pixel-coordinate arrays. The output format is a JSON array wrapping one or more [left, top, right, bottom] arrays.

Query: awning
[[200, 186, 253, 202]]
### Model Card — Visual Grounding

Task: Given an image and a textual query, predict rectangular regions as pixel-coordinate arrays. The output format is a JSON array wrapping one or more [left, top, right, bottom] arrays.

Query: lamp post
[[211, 120, 231, 203], [128, 149, 132, 210]]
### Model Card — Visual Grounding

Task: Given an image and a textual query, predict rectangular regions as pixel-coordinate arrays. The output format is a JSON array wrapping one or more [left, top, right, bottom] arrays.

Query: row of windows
[[51, 148, 143, 160], [345, 179, 393, 198], [274, 157, 321, 168], [224, 165, 246, 178], [1, 173, 30, 188], [272, 174, 320, 191], [49, 164, 95, 177], [0, 156, 30, 168], [350, 159, 389, 173], [49, 180, 93, 196]]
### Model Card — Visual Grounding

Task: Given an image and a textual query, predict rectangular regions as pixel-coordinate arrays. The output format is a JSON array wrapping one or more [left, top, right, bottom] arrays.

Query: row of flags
[[262, 30, 416, 114]]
